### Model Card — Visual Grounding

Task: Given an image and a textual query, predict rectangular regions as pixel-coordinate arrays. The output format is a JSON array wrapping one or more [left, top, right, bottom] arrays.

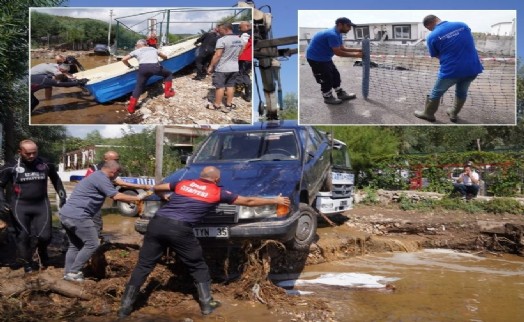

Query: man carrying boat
[[121, 39, 175, 114]]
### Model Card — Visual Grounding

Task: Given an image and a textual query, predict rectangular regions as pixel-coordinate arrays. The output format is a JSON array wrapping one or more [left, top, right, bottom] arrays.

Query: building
[[490, 19, 516, 36], [300, 22, 428, 50]]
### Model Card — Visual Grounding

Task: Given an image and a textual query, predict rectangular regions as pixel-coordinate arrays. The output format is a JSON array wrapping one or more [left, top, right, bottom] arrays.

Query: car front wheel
[[286, 203, 318, 251], [117, 190, 139, 217]]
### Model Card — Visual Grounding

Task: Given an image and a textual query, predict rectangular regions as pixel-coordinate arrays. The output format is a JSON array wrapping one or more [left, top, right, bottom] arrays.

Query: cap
[[335, 17, 357, 27]]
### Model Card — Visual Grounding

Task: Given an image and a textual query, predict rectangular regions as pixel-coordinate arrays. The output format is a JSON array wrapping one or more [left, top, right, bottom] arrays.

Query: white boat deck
[[75, 38, 196, 84]]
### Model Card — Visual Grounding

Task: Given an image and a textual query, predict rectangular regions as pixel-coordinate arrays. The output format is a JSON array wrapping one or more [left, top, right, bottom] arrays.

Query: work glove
[[59, 198, 66, 208]]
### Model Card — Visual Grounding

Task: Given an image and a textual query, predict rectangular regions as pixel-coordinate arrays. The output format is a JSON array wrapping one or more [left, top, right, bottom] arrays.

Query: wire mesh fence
[[341, 35, 515, 114]]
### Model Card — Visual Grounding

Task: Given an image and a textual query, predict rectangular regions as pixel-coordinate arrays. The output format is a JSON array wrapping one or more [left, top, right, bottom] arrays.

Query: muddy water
[[100, 214, 524, 321], [30, 55, 133, 124], [294, 250, 524, 321]]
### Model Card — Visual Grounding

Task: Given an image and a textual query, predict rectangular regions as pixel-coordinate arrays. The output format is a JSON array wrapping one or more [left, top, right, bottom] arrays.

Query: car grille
[[201, 204, 238, 224], [332, 184, 353, 198]]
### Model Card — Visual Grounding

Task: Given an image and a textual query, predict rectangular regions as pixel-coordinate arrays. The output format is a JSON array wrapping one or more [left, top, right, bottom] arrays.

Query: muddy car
[[135, 120, 334, 250]]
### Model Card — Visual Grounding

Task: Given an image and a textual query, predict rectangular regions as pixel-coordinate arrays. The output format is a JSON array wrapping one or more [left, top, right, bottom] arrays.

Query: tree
[[279, 93, 298, 120], [0, 0, 66, 163], [320, 126, 400, 184]]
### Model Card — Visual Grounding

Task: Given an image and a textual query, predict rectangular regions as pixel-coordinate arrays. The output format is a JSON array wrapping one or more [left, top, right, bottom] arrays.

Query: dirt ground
[[1, 203, 523, 321]]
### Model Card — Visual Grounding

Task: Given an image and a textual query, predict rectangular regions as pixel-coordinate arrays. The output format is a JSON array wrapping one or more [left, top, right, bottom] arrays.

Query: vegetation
[[1, 0, 67, 163], [395, 194, 524, 215]]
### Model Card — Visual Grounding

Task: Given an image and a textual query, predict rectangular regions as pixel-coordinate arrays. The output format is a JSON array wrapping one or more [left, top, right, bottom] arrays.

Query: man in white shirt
[[453, 164, 480, 199]]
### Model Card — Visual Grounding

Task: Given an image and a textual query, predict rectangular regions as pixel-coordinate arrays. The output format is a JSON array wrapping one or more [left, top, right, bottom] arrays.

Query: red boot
[[127, 96, 138, 114], [164, 81, 175, 98]]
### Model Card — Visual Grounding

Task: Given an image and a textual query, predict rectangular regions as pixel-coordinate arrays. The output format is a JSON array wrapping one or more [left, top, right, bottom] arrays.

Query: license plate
[[193, 227, 229, 238], [341, 200, 348, 206]]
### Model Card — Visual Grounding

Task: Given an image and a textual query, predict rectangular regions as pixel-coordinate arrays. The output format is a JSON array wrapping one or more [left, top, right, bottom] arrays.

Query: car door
[[300, 127, 331, 204]]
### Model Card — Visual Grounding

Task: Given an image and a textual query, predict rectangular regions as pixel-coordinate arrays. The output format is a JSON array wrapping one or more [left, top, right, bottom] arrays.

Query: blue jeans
[[429, 75, 478, 100], [453, 183, 479, 197], [61, 217, 100, 274]]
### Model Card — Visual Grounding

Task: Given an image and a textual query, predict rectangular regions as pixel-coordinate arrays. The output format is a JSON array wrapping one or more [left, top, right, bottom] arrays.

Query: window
[[355, 26, 370, 39], [393, 25, 411, 39]]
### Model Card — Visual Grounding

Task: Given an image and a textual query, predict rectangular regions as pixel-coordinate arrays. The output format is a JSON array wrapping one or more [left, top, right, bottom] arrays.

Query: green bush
[[360, 187, 379, 205], [481, 198, 524, 214]]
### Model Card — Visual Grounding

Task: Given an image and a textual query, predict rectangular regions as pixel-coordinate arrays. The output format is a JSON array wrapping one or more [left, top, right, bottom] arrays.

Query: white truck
[[316, 139, 354, 215]]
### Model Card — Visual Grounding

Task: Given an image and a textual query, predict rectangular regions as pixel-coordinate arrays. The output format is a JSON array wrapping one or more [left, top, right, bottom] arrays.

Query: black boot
[[243, 84, 252, 102], [117, 285, 139, 318], [195, 281, 221, 315]]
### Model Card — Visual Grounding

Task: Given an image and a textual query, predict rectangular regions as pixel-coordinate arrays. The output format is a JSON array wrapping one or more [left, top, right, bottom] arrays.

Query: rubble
[[123, 70, 253, 125]]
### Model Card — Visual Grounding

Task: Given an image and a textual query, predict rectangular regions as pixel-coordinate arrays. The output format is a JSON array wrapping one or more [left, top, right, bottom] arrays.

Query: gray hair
[[136, 39, 148, 46]]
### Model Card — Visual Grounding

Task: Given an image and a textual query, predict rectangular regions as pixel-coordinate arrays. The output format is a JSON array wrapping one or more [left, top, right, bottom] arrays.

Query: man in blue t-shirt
[[118, 166, 290, 318], [306, 17, 363, 105], [415, 15, 483, 123]]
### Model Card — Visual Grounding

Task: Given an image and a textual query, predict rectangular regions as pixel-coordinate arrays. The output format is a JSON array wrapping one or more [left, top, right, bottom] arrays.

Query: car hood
[[163, 161, 303, 197]]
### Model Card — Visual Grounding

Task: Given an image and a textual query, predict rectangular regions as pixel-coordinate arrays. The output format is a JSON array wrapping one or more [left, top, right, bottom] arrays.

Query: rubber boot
[[127, 96, 138, 114], [446, 97, 467, 123], [195, 281, 221, 315], [164, 81, 175, 98], [117, 285, 139, 318], [414, 96, 439, 122]]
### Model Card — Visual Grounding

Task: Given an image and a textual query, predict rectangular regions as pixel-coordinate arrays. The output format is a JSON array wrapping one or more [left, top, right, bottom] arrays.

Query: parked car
[[135, 121, 353, 250]]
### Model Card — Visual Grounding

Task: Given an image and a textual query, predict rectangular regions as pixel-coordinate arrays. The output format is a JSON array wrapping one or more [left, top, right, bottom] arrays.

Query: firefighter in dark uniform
[[0, 139, 67, 272], [193, 28, 220, 80], [118, 166, 290, 317]]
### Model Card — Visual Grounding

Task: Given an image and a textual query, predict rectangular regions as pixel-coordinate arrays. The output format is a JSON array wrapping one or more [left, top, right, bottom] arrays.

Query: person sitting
[[452, 164, 480, 199]]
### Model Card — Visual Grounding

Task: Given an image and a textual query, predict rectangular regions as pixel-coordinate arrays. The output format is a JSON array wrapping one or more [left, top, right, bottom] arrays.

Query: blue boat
[[76, 38, 197, 103]]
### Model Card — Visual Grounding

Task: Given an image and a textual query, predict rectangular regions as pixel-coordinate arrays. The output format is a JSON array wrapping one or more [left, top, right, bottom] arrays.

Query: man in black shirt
[[193, 28, 220, 80], [55, 54, 85, 74]]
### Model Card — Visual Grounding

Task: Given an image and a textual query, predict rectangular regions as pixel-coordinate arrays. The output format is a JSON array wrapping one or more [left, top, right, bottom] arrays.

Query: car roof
[[215, 120, 304, 133]]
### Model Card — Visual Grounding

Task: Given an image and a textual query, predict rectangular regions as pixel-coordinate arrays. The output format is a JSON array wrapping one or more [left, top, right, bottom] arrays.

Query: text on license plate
[[193, 227, 229, 238]]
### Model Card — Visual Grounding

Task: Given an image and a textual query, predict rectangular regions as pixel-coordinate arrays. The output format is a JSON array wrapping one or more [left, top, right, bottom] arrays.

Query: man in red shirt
[[237, 21, 253, 102], [118, 166, 290, 317]]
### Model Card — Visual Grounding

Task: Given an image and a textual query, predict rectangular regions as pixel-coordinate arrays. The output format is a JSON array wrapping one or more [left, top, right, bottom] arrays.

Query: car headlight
[[238, 203, 290, 219], [238, 205, 276, 219]]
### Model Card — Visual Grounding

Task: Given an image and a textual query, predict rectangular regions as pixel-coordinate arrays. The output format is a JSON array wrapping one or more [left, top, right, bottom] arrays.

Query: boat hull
[[81, 42, 197, 103]]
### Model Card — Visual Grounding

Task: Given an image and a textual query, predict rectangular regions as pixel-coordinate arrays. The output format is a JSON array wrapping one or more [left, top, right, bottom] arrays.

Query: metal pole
[[155, 126, 164, 182], [108, 10, 113, 46], [165, 10, 170, 44]]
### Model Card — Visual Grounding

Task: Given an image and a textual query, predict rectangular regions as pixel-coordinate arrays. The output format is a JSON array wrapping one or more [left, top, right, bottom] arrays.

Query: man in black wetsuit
[[0, 139, 67, 272], [193, 28, 220, 80]]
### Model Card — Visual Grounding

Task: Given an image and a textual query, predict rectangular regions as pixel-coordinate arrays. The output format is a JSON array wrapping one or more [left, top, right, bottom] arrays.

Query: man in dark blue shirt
[[118, 166, 290, 317], [415, 15, 483, 122], [306, 17, 363, 105]]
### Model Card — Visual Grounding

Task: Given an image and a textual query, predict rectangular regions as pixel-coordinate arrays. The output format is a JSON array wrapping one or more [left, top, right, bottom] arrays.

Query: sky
[[33, 7, 250, 35], [62, 0, 522, 137], [65, 125, 151, 138], [299, 10, 516, 33]]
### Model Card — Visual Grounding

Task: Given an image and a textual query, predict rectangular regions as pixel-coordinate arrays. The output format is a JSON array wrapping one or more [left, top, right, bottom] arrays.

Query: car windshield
[[193, 130, 299, 162]]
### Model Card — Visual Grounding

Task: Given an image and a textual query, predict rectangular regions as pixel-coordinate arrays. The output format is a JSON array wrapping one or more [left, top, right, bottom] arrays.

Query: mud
[[1, 204, 523, 321], [30, 51, 252, 125]]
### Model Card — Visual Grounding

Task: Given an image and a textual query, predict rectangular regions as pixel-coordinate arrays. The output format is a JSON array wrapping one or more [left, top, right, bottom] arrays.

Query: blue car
[[136, 120, 333, 251]]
